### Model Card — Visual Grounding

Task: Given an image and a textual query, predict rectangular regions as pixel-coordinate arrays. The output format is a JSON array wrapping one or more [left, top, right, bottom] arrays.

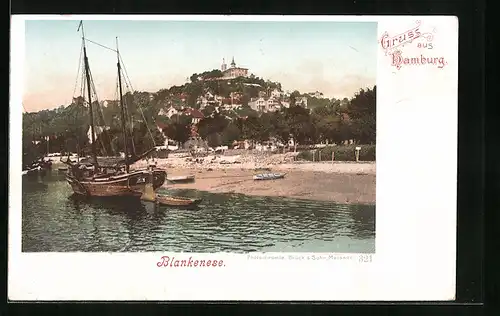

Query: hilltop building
[[220, 57, 249, 79], [307, 91, 324, 98]]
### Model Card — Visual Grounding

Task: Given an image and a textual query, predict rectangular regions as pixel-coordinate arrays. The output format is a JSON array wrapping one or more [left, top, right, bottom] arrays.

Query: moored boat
[[26, 158, 51, 171], [155, 194, 202, 207], [167, 175, 195, 184], [253, 172, 286, 180], [66, 168, 165, 197], [23, 165, 42, 175], [63, 21, 166, 198]]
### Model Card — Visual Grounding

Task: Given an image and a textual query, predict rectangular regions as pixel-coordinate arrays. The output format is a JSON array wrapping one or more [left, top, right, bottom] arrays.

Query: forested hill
[[156, 69, 283, 109], [23, 69, 335, 140], [22, 69, 375, 165]]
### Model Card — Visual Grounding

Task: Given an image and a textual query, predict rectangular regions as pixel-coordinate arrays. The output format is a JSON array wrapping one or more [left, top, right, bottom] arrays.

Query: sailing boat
[[64, 21, 166, 197]]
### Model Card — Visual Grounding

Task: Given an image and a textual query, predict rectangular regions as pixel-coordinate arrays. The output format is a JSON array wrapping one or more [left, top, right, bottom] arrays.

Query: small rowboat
[[155, 194, 202, 207], [167, 175, 195, 184], [58, 167, 68, 171], [253, 172, 286, 181], [23, 166, 42, 175]]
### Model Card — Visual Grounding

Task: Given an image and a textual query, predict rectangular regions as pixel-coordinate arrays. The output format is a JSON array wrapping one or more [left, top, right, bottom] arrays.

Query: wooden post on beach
[[312, 150, 315, 162], [331, 151, 335, 164], [319, 151, 321, 161]]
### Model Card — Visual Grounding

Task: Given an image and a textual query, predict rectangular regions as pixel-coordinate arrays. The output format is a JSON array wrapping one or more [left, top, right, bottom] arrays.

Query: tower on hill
[[220, 57, 249, 79], [221, 58, 227, 72]]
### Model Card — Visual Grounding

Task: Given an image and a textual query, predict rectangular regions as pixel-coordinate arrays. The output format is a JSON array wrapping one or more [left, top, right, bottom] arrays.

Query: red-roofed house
[[183, 108, 204, 124], [156, 121, 168, 132]]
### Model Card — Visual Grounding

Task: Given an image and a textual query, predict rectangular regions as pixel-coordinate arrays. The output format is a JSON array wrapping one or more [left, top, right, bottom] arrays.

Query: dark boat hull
[[156, 194, 202, 207], [152, 169, 167, 189], [67, 169, 166, 197], [167, 175, 195, 184]]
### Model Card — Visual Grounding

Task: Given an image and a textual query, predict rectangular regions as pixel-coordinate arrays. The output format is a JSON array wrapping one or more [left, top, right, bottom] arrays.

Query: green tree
[[201, 105, 216, 117], [200, 69, 223, 80], [289, 90, 301, 107], [307, 97, 331, 110], [183, 82, 203, 108], [311, 104, 344, 143], [154, 89, 171, 103], [283, 105, 316, 145], [236, 105, 258, 118], [221, 122, 241, 146], [255, 112, 273, 142], [162, 114, 192, 146], [206, 133, 222, 148], [346, 86, 376, 144], [197, 113, 229, 143], [269, 111, 291, 145]]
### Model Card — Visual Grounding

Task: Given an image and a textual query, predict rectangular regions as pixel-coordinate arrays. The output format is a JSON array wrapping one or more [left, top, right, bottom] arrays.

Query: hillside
[[22, 68, 376, 163], [154, 70, 283, 108]]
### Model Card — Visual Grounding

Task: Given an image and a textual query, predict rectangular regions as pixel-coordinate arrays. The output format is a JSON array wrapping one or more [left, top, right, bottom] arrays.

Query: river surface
[[21, 170, 376, 253]]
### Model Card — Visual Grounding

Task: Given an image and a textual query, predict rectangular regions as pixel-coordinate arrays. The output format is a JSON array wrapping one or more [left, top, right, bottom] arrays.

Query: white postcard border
[[9, 15, 458, 301]]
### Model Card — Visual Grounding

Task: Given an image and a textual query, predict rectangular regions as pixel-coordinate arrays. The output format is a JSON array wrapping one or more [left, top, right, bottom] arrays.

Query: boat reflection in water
[[65, 193, 169, 252], [22, 172, 375, 253], [69, 193, 155, 215]]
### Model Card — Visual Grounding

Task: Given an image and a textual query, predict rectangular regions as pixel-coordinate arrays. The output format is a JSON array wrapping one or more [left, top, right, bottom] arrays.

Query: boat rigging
[[63, 20, 166, 198]]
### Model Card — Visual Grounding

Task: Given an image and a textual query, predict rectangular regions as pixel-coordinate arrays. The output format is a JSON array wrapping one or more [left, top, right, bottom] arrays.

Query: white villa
[[308, 91, 324, 98], [295, 96, 308, 108], [270, 88, 282, 98], [248, 97, 282, 112], [158, 106, 180, 118]]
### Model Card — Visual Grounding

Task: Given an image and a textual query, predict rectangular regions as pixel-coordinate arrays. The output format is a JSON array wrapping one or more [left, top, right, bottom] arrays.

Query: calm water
[[22, 171, 376, 253]]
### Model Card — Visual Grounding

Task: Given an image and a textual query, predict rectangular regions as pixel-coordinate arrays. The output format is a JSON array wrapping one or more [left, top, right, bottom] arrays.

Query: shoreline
[[50, 155, 376, 204], [150, 160, 375, 204]]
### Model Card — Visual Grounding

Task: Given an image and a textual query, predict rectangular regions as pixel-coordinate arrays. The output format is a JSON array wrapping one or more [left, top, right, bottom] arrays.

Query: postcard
[[9, 15, 458, 301]]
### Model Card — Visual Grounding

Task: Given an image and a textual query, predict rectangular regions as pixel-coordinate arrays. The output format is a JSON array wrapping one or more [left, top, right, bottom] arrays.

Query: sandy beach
[[163, 167, 375, 204], [50, 152, 376, 204], [131, 153, 376, 204]]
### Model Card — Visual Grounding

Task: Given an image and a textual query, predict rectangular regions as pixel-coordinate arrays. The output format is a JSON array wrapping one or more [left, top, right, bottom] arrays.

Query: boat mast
[[116, 37, 130, 173], [79, 21, 98, 167]]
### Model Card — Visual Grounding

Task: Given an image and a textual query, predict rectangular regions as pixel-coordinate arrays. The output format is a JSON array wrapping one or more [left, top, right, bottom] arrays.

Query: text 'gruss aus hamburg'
[[380, 20, 448, 70]]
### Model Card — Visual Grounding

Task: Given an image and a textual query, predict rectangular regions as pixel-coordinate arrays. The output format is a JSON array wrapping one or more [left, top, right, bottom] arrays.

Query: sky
[[23, 19, 377, 112]]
